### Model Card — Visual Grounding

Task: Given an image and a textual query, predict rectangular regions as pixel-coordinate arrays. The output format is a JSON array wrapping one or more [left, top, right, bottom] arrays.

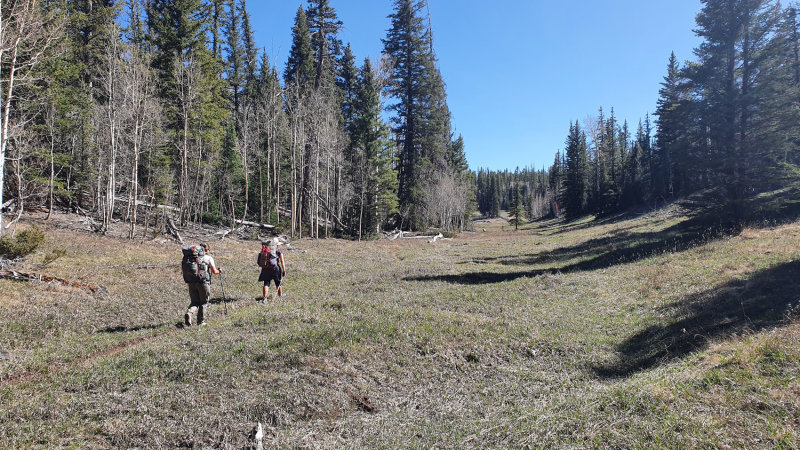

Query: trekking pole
[[219, 271, 229, 315]]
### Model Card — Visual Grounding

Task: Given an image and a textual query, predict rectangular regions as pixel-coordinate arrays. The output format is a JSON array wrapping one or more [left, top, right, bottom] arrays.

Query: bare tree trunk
[[46, 102, 56, 220], [9, 147, 24, 229], [258, 150, 264, 223], [0, 42, 19, 235], [325, 152, 330, 238], [0, 0, 63, 232], [291, 124, 297, 238], [240, 107, 250, 224], [175, 55, 199, 227], [273, 129, 279, 227], [129, 144, 139, 239]]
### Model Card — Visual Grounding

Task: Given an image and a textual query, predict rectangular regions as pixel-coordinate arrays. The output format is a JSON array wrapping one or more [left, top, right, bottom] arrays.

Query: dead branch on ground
[[0, 269, 106, 293]]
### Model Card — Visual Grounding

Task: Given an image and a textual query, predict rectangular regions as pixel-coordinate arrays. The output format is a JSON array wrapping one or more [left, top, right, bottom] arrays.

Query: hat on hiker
[[269, 238, 279, 251]]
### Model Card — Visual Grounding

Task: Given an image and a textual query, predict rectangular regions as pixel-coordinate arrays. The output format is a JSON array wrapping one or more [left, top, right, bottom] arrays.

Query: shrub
[[0, 225, 45, 259]]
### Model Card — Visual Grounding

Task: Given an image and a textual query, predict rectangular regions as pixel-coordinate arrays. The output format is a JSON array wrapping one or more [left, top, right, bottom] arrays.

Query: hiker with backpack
[[257, 238, 285, 303], [182, 243, 221, 326]]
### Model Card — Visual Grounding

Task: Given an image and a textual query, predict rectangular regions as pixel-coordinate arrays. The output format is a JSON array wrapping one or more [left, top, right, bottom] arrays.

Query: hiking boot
[[198, 322, 207, 327], [262, 297, 269, 303], [184, 313, 192, 327]]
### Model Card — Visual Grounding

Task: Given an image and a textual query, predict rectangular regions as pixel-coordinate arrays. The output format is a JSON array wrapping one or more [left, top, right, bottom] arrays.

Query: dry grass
[[1, 206, 799, 448]]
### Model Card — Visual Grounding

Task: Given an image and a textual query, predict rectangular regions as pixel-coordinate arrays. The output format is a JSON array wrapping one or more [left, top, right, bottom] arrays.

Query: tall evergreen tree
[[653, 52, 686, 198], [622, 119, 650, 207], [284, 7, 314, 90], [349, 58, 398, 238], [225, 0, 245, 116], [147, 0, 228, 223], [509, 183, 524, 230], [383, 0, 428, 228], [383, 0, 466, 230], [490, 175, 500, 218], [338, 43, 358, 131], [564, 121, 587, 218], [240, 0, 259, 91], [690, 0, 781, 223], [306, 0, 343, 92], [549, 150, 564, 216]]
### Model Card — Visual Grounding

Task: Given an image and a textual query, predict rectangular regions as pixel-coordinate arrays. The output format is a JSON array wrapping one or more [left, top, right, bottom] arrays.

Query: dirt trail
[[0, 294, 268, 388], [0, 328, 178, 388]]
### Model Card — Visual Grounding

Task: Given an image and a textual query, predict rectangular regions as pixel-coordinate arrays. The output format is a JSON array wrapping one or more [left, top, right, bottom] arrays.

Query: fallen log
[[234, 219, 275, 231], [386, 230, 403, 240], [0, 269, 107, 293], [216, 226, 245, 240], [427, 233, 445, 243]]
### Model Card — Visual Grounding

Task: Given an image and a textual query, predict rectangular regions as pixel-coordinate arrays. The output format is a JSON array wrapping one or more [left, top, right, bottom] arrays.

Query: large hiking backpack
[[257, 245, 278, 268], [182, 245, 210, 283]]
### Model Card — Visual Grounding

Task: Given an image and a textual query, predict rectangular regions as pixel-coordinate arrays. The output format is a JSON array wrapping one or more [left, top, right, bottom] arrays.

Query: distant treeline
[[477, 0, 800, 224], [0, 0, 471, 239]]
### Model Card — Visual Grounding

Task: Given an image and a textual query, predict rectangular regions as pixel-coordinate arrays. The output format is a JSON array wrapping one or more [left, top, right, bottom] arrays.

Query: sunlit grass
[[1, 205, 799, 448]]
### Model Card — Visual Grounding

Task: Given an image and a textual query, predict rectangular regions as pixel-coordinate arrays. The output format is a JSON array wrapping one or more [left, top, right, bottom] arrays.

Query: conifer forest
[[0, 0, 472, 240], [1, 0, 800, 236]]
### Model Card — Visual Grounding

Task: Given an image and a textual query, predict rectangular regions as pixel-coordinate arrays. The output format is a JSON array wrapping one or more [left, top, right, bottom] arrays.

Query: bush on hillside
[[0, 225, 45, 259]]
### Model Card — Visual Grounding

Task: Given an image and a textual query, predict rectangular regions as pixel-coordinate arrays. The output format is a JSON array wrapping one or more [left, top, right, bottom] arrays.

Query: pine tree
[[383, 0, 429, 229], [549, 150, 564, 216], [306, 0, 343, 92], [147, 0, 228, 223], [653, 53, 685, 199], [383, 0, 464, 230], [124, 0, 147, 50], [284, 7, 314, 90], [225, 0, 246, 116], [338, 43, 358, 132], [690, 0, 781, 223], [240, 0, 259, 92], [509, 183, 524, 230], [490, 175, 500, 218], [349, 58, 398, 237], [601, 108, 619, 212], [564, 121, 587, 218], [759, 4, 800, 173], [622, 120, 649, 207]]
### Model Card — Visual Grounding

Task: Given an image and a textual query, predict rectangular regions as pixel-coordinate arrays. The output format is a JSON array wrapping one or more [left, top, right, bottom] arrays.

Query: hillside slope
[[1, 207, 799, 448]]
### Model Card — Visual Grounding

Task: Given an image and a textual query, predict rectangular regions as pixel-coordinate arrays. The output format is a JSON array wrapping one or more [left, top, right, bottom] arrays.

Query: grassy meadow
[[1, 199, 800, 448]]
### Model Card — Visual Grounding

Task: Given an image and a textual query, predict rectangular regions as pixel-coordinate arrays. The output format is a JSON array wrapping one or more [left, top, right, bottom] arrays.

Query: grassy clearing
[[1, 203, 799, 448]]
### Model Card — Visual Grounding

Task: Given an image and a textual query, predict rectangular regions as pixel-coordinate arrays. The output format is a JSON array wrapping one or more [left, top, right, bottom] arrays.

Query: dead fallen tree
[[0, 269, 107, 293], [233, 219, 275, 231], [427, 233, 445, 243], [383, 230, 452, 243]]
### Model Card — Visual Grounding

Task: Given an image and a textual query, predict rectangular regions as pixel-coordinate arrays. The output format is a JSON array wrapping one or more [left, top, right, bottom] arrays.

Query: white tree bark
[[0, 0, 62, 235]]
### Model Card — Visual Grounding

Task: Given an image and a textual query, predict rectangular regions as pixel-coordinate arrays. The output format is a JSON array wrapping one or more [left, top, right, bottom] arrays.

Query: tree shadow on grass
[[411, 190, 800, 286], [406, 213, 728, 285], [594, 260, 800, 379], [493, 212, 728, 270], [97, 324, 164, 334], [408, 269, 555, 285]]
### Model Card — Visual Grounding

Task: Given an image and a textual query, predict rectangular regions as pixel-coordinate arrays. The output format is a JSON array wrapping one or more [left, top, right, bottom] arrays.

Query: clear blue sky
[[247, 1, 704, 172]]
